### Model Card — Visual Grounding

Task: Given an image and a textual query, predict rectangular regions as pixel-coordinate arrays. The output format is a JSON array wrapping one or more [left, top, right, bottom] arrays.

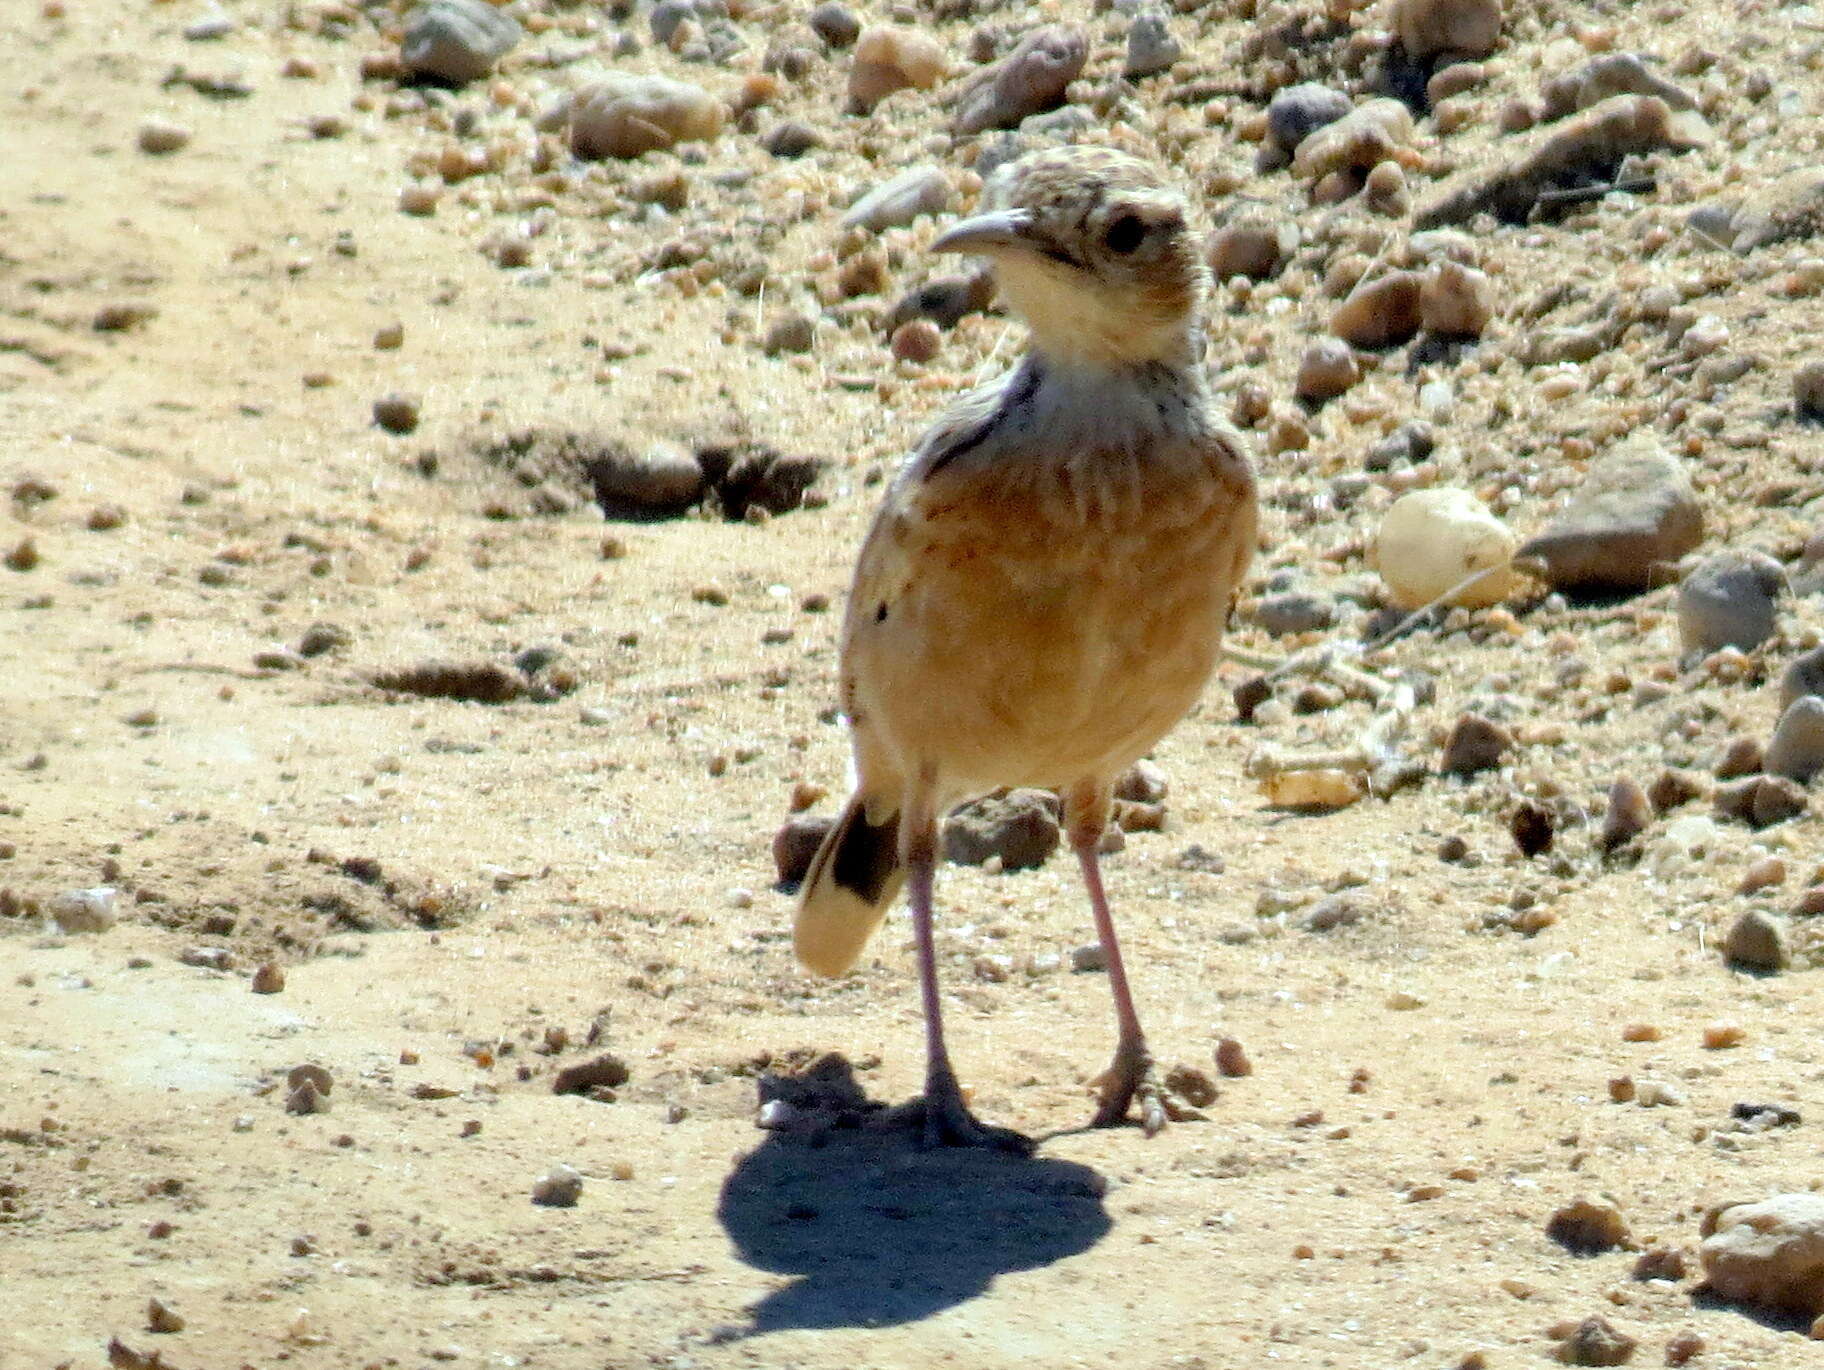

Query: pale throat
[[993, 254, 1199, 371]]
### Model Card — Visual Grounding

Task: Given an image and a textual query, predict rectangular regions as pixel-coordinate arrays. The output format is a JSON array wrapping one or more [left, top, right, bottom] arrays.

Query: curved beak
[[931, 208, 1037, 257]]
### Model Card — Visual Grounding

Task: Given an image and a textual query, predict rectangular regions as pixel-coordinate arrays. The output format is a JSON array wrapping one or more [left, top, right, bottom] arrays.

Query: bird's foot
[[916, 1068, 1032, 1153], [1090, 1039, 1166, 1136]]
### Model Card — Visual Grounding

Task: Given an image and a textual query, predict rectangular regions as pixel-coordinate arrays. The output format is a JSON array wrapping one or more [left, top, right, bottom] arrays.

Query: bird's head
[[933, 147, 1206, 369]]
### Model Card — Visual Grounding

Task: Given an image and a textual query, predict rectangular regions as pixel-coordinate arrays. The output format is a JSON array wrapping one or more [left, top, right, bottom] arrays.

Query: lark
[[795, 146, 1258, 1148]]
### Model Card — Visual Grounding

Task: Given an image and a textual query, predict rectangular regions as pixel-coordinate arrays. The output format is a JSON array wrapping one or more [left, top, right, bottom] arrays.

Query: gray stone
[[586, 441, 705, 516], [1266, 83, 1351, 155], [1780, 646, 1824, 711], [1519, 439, 1704, 594], [1254, 590, 1336, 637], [841, 165, 950, 232], [649, 0, 697, 45], [1796, 359, 1824, 417], [1701, 1194, 1824, 1314], [531, 1164, 584, 1207], [1724, 908, 1790, 972], [808, 2, 860, 48], [1122, 9, 1181, 79], [400, 0, 521, 85], [952, 24, 1086, 136], [1677, 550, 1783, 655], [1766, 695, 1824, 784], [944, 789, 1061, 870], [1541, 53, 1698, 121]]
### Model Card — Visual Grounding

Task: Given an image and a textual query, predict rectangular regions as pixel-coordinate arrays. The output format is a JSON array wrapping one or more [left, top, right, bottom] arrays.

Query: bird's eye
[[1104, 214, 1147, 255]]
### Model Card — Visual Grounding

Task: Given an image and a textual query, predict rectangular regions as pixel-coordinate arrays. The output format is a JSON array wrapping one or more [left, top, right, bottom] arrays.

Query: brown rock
[[1393, 0, 1501, 62], [552, 1054, 630, 1095], [1330, 270, 1424, 349], [951, 24, 1086, 135], [1295, 338, 1361, 402], [1700, 1194, 1824, 1314], [1420, 261, 1495, 337], [1547, 1196, 1635, 1254], [1440, 712, 1512, 777], [1599, 778, 1651, 852], [773, 813, 836, 888], [1518, 439, 1704, 595], [1555, 1315, 1637, 1366]]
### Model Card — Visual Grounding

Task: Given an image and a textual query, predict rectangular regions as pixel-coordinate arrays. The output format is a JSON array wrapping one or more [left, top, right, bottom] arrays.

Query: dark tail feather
[[794, 796, 904, 976]]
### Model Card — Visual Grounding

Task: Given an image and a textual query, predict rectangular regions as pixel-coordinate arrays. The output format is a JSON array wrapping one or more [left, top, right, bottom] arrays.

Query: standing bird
[[794, 147, 1258, 1147]]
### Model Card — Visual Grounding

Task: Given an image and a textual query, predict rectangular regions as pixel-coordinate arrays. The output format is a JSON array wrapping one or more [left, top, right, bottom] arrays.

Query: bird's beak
[[931, 208, 1037, 257]]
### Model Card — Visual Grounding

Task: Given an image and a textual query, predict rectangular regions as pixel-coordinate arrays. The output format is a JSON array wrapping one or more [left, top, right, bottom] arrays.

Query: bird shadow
[[714, 1054, 1111, 1335]]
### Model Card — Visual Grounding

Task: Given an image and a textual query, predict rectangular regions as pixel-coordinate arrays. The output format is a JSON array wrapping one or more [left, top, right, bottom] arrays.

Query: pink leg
[[903, 777, 1028, 1151], [1069, 785, 1166, 1136]]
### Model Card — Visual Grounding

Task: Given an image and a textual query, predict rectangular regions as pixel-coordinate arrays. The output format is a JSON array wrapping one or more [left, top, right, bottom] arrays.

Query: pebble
[[808, 2, 860, 49], [1795, 360, 1824, 418], [1510, 802, 1554, 857], [551, 1054, 629, 1095], [848, 25, 948, 114], [1547, 1197, 1634, 1255], [841, 165, 950, 232], [1664, 1332, 1704, 1366], [1262, 768, 1364, 810], [1703, 1020, 1746, 1049], [952, 24, 1086, 136], [400, 0, 521, 86], [1542, 52, 1697, 122], [1207, 214, 1294, 280], [93, 301, 157, 332], [398, 184, 440, 216], [48, 886, 119, 934], [297, 622, 350, 658], [648, 0, 696, 46], [1069, 942, 1107, 973], [1780, 646, 1824, 712], [761, 121, 822, 158], [1766, 696, 1824, 784], [1714, 735, 1764, 780], [943, 789, 1060, 870], [1331, 270, 1423, 349], [251, 963, 286, 994], [590, 442, 705, 517], [764, 313, 816, 355], [1599, 779, 1651, 853], [183, 11, 233, 41], [890, 319, 942, 364], [1122, 9, 1181, 80], [146, 1298, 185, 1334], [1676, 551, 1783, 654], [772, 813, 835, 887], [1254, 589, 1335, 636], [1266, 83, 1352, 157], [372, 394, 420, 435], [137, 119, 193, 155], [1700, 1194, 1824, 1316], [1715, 775, 1808, 829], [531, 1164, 583, 1208], [1419, 261, 1494, 337], [1440, 712, 1513, 777], [1631, 1246, 1688, 1282], [1373, 488, 1518, 610], [1292, 99, 1413, 180], [569, 76, 725, 160], [1554, 1315, 1637, 1367], [1517, 438, 1704, 595], [1393, 0, 1501, 63], [1295, 339, 1360, 402], [1724, 908, 1790, 971], [1214, 1037, 1252, 1077]]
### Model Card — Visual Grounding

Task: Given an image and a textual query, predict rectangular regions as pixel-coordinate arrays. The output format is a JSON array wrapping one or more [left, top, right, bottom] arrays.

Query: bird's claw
[[1091, 1041, 1165, 1135], [918, 1070, 1033, 1153]]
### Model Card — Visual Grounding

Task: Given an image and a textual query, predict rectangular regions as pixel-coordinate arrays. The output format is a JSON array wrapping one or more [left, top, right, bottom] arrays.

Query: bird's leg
[[905, 775, 1029, 1152], [1068, 783, 1167, 1136]]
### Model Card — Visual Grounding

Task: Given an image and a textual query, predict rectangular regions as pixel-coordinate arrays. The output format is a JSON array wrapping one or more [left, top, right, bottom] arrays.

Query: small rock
[[531, 1164, 583, 1208], [1207, 215, 1293, 281], [848, 25, 948, 114], [1253, 589, 1335, 636], [551, 1054, 629, 1095], [1518, 438, 1704, 595], [951, 24, 1086, 136], [1122, 9, 1181, 80], [1700, 1193, 1824, 1315], [1542, 53, 1697, 122], [1648, 769, 1703, 814], [842, 165, 950, 232], [587, 442, 705, 517], [1780, 647, 1824, 712], [1796, 361, 1824, 418], [1364, 161, 1410, 216], [569, 76, 725, 160], [146, 1298, 185, 1334], [1555, 1315, 1637, 1366], [764, 314, 816, 356], [890, 319, 942, 364], [400, 0, 521, 85], [1214, 1037, 1252, 1077], [1703, 1020, 1746, 1049], [1293, 99, 1414, 180], [137, 119, 193, 155], [1374, 488, 1518, 610], [179, 946, 231, 971], [1715, 735, 1765, 780], [1295, 339, 1360, 402], [1420, 261, 1494, 337], [944, 789, 1060, 870], [1630, 1246, 1688, 1282], [251, 963, 285, 994], [1331, 270, 1424, 349], [1510, 802, 1554, 857], [1676, 551, 1783, 655], [808, 2, 860, 48], [1547, 1196, 1635, 1255], [1266, 83, 1352, 156], [371, 660, 524, 703], [1599, 779, 1651, 853], [1664, 1332, 1704, 1366], [48, 886, 118, 934], [285, 1081, 329, 1115], [1724, 909, 1790, 972], [648, 0, 696, 45], [1440, 713, 1512, 777], [761, 121, 822, 158], [1393, 0, 1501, 63], [772, 813, 835, 888], [92, 301, 158, 332], [1070, 943, 1107, 973], [372, 394, 420, 435], [297, 622, 351, 658], [1302, 894, 1363, 933], [1766, 696, 1824, 784]]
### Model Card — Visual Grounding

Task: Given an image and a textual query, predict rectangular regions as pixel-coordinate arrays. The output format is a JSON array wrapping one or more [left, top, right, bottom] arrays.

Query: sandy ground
[[8, 1, 1824, 1367]]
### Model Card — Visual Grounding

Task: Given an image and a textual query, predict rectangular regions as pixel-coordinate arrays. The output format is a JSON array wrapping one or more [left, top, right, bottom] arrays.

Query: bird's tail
[[794, 794, 904, 976]]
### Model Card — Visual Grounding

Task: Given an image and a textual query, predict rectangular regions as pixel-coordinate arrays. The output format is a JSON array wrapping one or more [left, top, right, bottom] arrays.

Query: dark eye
[[1104, 214, 1147, 255]]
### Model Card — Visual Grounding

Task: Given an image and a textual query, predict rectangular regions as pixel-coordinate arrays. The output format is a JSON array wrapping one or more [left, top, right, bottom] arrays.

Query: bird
[[793, 146, 1258, 1148]]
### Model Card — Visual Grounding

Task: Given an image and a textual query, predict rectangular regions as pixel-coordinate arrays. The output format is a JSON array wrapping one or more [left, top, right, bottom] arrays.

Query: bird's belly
[[859, 503, 1233, 791]]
